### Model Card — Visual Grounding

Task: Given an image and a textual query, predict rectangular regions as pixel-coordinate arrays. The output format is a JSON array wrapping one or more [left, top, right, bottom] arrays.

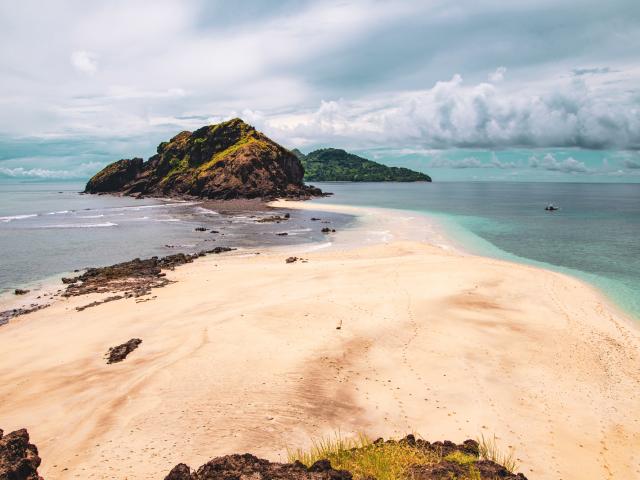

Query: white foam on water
[[0, 214, 37, 223], [106, 201, 199, 212], [37, 222, 118, 229], [195, 206, 219, 215]]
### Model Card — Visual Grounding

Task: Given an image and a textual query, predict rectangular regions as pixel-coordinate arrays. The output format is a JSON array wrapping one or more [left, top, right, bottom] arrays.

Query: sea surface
[[1, 180, 638, 321], [311, 181, 640, 320], [0, 181, 353, 297]]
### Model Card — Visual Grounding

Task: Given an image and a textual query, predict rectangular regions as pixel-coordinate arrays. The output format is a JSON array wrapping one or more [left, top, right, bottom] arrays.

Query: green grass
[[287, 433, 520, 480], [196, 135, 269, 173], [477, 434, 518, 473], [444, 450, 478, 465], [287, 433, 437, 480]]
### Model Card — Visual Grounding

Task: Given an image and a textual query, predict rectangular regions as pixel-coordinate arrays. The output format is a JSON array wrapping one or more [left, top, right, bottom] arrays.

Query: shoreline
[[0, 197, 355, 319], [1, 199, 639, 479], [283, 198, 640, 326]]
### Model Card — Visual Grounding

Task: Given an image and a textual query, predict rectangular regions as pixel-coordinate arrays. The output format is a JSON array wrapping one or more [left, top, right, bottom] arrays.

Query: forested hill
[[293, 148, 431, 182]]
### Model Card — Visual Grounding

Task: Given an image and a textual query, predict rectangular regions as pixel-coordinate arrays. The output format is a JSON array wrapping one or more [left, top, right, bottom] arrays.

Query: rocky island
[[85, 118, 322, 199], [293, 148, 431, 182]]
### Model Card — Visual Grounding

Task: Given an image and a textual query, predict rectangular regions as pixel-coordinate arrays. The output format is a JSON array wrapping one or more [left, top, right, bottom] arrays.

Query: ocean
[[1, 180, 638, 321], [0, 181, 353, 297], [311, 181, 640, 320]]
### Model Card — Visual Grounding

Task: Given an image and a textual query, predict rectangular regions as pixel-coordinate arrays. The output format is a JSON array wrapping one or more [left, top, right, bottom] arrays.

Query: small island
[[85, 118, 322, 199], [293, 148, 431, 182]]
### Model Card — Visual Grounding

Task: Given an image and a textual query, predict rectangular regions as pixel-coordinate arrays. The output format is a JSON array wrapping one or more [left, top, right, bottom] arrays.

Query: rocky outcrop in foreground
[[1, 430, 527, 480], [165, 454, 352, 480], [85, 118, 323, 200], [0, 429, 42, 480], [164, 436, 527, 480]]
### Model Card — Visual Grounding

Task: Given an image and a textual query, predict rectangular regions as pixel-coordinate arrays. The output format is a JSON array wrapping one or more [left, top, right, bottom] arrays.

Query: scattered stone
[[0, 304, 49, 327], [105, 338, 142, 364], [61, 277, 77, 284], [276, 232, 288, 236], [256, 214, 290, 223], [0, 428, 42, 480], [286, 257, 298, 264], [310, 217, 321, 221], [321, 227, 336, 233], [210, 230, 219, 234], [76, 295, 124, 312], [14, 289, 29, 295], [194, 227, 208, 232]]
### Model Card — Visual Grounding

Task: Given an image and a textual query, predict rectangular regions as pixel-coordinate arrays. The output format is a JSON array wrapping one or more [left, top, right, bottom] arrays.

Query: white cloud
[[0, 0, 639, 163], [427, 153, 518, 169], [428, 157, 485, 168], [528, 153, 589, 173], [258, 74, 640, 151], [0, 160, 103, 179], [70, 50, 98, 75], [488, 66, 507, 82]]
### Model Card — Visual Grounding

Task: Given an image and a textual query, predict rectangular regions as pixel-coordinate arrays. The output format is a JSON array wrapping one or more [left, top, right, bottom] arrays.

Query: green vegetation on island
[[292, 148, 431, 182], [84, 118, 322, 199]]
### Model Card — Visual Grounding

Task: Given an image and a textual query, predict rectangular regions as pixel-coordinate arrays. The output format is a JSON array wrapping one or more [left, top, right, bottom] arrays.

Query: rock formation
[[0, 429, 42, 480], [0, 429, 528, 480], [163, 454, 352, 480], [85, 119, 323, 199], [105, 338, 142, 364]]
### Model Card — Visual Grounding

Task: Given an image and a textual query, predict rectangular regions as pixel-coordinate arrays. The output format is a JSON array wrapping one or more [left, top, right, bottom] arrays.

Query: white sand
[[1, 202, 639, 480]]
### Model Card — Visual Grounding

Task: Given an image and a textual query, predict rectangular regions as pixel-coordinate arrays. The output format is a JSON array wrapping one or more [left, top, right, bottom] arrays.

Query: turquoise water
[[312, 182, 640, 320]]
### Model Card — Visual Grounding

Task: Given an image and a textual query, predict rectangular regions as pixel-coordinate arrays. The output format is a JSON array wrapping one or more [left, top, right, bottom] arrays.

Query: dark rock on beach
[[106, 338, 142, 364], [256, 213, 291, 223], [0, 304, 49, 327], [286, 256, 298, 263], [63, 248, 235, 301], [409, 460, 527, 480], [163, 454, 352, 480], [85, 118, 325, 200], [321, 227, 336, 233], [14, 289, 29, 295], [0, 428, 42, 480]]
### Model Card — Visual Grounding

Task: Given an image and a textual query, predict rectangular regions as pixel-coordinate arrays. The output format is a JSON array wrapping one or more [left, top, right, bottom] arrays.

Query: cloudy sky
[[1, 0, 639, 181]]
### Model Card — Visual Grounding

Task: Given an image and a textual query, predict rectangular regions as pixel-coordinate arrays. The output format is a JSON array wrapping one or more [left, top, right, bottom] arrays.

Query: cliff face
[[85, 119, 322, 199]]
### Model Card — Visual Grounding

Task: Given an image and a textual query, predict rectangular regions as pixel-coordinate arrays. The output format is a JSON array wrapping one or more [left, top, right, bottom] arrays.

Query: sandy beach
[[1, 201, 639, 480]]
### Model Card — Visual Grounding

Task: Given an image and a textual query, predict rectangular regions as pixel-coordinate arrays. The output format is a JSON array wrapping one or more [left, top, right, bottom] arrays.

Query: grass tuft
[[477, 434, 518, 473], [443, 450, 477, 465], [287, 433, 437, 480]]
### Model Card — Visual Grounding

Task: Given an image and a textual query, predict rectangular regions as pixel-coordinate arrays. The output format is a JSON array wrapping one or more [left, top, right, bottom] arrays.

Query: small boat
[[545, 204, 559, 211]]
